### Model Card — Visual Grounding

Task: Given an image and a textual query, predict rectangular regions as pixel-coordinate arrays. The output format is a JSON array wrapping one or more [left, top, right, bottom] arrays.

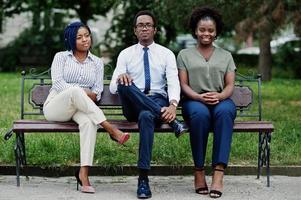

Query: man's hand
[[161, 105, 176, 123], [117, 73, 133, 86], [84, 88, 97, 102]]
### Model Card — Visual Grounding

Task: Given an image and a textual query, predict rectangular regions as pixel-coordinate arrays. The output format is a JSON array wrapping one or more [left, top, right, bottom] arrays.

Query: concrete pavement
[[0, 175, 300, 200]]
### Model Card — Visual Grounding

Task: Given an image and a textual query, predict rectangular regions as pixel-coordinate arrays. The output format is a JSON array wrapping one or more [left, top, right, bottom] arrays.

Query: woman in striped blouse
[[43, 22, 130, 193]]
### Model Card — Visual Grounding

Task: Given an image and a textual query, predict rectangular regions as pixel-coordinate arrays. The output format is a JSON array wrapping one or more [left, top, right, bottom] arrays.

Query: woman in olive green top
[[177, 7, 236, 198]]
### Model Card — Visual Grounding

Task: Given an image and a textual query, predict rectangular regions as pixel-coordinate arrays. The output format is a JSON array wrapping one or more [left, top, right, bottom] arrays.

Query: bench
[[4, 68, 274, 187]]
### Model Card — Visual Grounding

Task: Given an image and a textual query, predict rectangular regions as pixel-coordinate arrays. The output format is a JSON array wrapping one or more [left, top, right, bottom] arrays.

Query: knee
[[138, 110, 154, 122], [117, 84, 126, 92], [215, 101, 236, 118], [189, 109, 210, 122], [117, 84, 130, 93], [183, 101, 210, 121], [117, 84, 137, 95]]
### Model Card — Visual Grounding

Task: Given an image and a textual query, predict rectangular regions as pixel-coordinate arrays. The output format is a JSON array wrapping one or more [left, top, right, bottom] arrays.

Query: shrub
[[0, 27, 64, 72], [273, 40, 301, 78]]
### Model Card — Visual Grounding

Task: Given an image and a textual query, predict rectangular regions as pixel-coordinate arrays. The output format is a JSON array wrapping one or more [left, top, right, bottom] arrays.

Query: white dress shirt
[[109, 42, 180, 103], [50, 51, 104, 101]]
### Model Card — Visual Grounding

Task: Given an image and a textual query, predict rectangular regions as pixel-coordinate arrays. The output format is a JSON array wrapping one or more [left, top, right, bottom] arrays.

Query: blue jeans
[[182, 98, 236, 168], [117, 84, 169, 169]]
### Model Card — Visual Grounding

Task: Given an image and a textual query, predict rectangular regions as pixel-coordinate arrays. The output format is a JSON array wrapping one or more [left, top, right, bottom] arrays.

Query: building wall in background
[[0, 13, 32, 48]]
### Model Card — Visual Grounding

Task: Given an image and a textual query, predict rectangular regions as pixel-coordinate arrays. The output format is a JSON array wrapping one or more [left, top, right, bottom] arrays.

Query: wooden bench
[[4, 68, 274, 187]]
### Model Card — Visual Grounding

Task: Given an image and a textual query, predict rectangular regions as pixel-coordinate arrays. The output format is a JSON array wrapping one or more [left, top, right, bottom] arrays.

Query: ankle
[[79, 169, 90, 186], [213, 163, 226, 171], [211, 171, 224, 188], [79, 175, 90, 186], [194, 170, 206, 186], [112, 128, 123, 136], [139, 169, 149, 181]]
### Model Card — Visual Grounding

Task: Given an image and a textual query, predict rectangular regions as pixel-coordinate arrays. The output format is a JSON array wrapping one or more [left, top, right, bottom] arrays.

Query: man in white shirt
[[109, 10, 187, 199]]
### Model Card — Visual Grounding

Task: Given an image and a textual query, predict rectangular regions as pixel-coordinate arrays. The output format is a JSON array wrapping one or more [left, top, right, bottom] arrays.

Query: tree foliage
[[104, 0, 160, 69], [233, 0, 301, 80], [1, 0, 300, 78], [1, 0, 115, 28], [105, 0, 301, 81], [104, 0, 255, 68], [0, 0, 115, 71], [104, 0, 198, 68]]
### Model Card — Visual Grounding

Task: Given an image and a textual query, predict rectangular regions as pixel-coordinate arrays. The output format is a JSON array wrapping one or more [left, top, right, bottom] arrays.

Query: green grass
[[0, 72, 301, 167]]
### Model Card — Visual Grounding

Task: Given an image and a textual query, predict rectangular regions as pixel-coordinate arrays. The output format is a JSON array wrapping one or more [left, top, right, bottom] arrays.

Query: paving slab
[[0, 175, 300, 200]]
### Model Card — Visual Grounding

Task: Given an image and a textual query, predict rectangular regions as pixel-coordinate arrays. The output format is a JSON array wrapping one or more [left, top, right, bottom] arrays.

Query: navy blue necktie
[[143, 47, 151, 94]]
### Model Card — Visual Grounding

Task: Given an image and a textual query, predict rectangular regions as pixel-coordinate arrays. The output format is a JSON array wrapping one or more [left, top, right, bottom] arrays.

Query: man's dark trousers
[[117, 84, 169, 169]]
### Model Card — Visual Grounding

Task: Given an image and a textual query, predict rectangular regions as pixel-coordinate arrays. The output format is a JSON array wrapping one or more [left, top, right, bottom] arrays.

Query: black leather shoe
[[137, 178, 152, 199], [170, 119, 188, 138]]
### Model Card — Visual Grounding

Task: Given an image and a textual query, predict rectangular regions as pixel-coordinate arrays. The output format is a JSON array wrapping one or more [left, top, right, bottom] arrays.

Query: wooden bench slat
[[233, 121, 274, 132], [12, 120, 274, 133], [12, 120, 173, 132], [31, 85, 254, 108]]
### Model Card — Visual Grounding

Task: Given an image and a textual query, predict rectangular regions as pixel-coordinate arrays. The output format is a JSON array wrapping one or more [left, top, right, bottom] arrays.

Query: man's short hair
[[133, 10, 157, 28]]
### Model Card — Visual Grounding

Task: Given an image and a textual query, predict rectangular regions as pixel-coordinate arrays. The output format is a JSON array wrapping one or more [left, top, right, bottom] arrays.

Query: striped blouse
[[50, 51, 104, 101]]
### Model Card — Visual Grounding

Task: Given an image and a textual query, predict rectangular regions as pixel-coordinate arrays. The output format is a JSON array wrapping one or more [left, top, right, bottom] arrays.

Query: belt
[[144, 91, 154, 96], [144, 91, 158, 96]]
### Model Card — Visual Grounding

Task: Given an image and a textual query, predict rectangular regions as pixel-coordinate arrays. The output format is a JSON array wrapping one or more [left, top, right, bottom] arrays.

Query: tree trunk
[[0, 6, 2, 33], [258, 34, 272, 81], [258, 16, 273, 81], [78, 0, 91, 24], [246, 32, 253, 47]]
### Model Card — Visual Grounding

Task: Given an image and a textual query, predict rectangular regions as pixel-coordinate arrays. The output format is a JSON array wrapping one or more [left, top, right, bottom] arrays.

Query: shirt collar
[[86, 51, 94, 61], [138, 41, 155, 50], [67, 50, 94, 61]]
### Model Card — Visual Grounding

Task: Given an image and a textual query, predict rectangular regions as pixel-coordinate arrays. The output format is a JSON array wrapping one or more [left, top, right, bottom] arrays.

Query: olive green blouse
[[177, 46, 236, 94]]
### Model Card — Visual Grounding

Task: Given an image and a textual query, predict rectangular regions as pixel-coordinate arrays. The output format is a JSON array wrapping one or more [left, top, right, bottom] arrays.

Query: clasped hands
[[198, 92, 221, 105], [117, 73, 176, 123]]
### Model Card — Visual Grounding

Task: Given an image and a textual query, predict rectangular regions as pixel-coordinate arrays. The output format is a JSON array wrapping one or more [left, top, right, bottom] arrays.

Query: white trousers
[[43, 87, 106, 166]]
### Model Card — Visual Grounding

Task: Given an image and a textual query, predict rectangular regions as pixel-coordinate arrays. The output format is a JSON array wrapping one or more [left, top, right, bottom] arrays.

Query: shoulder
[[54, 51, 70, 58], [52, 51, 71, 64], [153, 43, 175, 58], [214, 46, 233, 57], [89, 52, 103, 63], [179, 47, 195, 54], [119, 44, 136, 56], [178, 47, 197, 58], [154, 43, 173, 53]]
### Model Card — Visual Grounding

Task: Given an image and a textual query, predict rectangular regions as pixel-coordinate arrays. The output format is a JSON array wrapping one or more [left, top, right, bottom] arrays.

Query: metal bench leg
[[14, 132, 26, 187], [259, 131, 271, 187], [257, 132, 263, 179], [15, 135, 21, 186], [20, 132, 27, 165], [265, 132, 271, 187]]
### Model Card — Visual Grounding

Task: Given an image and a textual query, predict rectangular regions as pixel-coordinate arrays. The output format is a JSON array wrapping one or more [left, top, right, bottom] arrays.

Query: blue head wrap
[[64, 21, 91, 51]]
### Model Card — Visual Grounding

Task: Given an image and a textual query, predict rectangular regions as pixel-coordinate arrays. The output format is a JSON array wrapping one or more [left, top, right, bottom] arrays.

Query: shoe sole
[[137, 194, 152, 199], [175, 128, 189, 138]]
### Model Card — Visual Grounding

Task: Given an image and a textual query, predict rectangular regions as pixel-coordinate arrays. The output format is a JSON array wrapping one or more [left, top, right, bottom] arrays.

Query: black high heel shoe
[[209, 168, 224, 198], [75, 169, 82, 191], [194, 167, 209, 195], [74, 169, 95, 193]]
